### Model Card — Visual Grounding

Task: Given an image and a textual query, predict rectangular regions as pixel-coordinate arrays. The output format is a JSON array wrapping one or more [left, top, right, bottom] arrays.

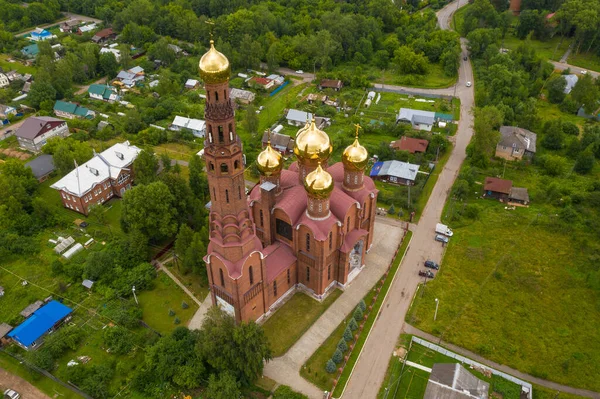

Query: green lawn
[[381, 63, 457, 89], [566, 51, 600, 73], [452, 4, 470, 34], [0, 54, 37, 75], [407, 163, 600, 391], [137, 272, 199, 335], [262, 290, 342, 357], [164, 258, 210, 301], [501, 35, 572, 62], [154, 142, 201, 161]]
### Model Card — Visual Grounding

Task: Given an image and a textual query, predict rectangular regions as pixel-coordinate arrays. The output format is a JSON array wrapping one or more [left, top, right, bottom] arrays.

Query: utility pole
[[132, 286, 138, 305], [407, 184, 411, 209]]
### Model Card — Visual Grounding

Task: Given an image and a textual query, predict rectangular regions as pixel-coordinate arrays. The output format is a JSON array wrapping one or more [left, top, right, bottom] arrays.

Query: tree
[[103, 326, 135, 355], [571, 74, 600, 113], [99, 52, 119, 79], [469, 106, 503, 167], [133, 150, 159, 185], [122, 109, 146, 134], [183, 233, 206, 274], [43, 138, 93, 175], [243, 105, 259, 134], [175, 224, 194, 259], [160, 152, 172, 173], [121, 181, 178, 240], [343, 326, 353, 342], [325, 359, 337, 374], [358, 299, 366, 312], [393, 46, 428, 75], [205, 372, 240, 399], [84, 250, 115, 281], [28, 81, 56, 109], [332, 349, 343, 364], [541, 120, 565, 150], [199, 307, 272, 385], [574, 146, 595, 174], [349, 318, 358, 331], [562, 121, 580, 136], [189, 155, 208, 201], [353, 307, 363, 322], [547, 76, 567, 104], [338, 338, 348, 352]]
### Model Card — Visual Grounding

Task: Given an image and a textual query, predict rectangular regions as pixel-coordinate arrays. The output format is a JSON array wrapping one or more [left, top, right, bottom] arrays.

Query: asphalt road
[[341, 1, 475, 397]]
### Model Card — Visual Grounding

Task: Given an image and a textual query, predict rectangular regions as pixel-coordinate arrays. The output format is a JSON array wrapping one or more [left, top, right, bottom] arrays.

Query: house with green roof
[[54, 100, 95, 120], [88, 84, 120, 102], [21, 43, 39, 58]]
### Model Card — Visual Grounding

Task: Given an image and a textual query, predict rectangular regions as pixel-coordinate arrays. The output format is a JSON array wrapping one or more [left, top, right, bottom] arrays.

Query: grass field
[[502, 35, 572, 62], [262, 290, 342, 357], [137, 272, 199, 334], [0, 54, 37, 75], [407, 162, 600, 391], [452, 4, 469, 34], [382, 63, 457, 89], [566, 51, 600, 73], [164, 258, 210, 300], [154, 142, 201, 161]]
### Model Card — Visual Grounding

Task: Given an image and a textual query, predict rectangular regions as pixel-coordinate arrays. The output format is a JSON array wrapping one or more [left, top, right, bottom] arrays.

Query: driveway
[[341, 1, 475, 397], [15, 12, 102, 37], [0, 368, 51, 399]]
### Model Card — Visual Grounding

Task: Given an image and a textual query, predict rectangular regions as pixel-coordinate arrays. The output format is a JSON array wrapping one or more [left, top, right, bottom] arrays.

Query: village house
[[100, 46, 121, 62], [261, 130, 295, 155], [25, 154, 55, 182], [15, 116, 69, 152], [483, 177, 530, 205], [0, 73, 9, 88], [0, 104, 17, 118], [229, 88, 255, 104], [92, 28, 116, 43], [495, 126, 537, 161], [77, 23, 97, 35], [114, 66, 145, 87], [169, 116, 206, 137], [0, 323, 13, 347], [8, 300, 73, 350], [21, 44, 39, 58], [285, 109, 331, 128], [30, 28, 54, 42], [563, 74, 578, 94], [266, 74, 285, 85], [250, 76, 275, 90], [185, 79, 199, 89], [5, 70, 23, 82], [319, 79, 343, 91], [370, 160, 420, 186], [51, 141, 141, 215], [390, 136, 429, 154], [396, 108, 436, 131], [59, 19, 80, 33], [88, 84, 120, 102], [53, 100, 95, 119], [307, 93, 327, 105]]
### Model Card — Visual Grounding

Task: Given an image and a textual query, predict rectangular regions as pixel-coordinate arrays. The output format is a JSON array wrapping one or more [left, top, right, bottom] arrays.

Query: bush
[[174, 317, 181, 325], [388, 204, 396, 215], [325, 359, 337, 373], [169, 309, 175, 316], [562, 121, 579, 136], [274, 385, 309, 399], [337, 338, 348, 353], [343, 326, 353, 342], [358, 299, 366, 312], [332, 349, 343, 364], [349, 318, 358, 331], [353, 307, 364, 322], [574, 149, 595, 174], [182, 301, 189, 309]]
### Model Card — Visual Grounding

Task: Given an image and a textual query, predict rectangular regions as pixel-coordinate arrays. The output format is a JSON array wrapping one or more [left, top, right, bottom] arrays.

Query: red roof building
[[483, 177, 512, 201], [319, 79, 343, 91], [250, 76, 274, 89], [92, 28, 116, 43], [391, 136, 429, 154]]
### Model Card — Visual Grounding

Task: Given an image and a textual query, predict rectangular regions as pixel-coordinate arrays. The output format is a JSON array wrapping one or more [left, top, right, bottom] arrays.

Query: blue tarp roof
[[8, 300, 72, 347]]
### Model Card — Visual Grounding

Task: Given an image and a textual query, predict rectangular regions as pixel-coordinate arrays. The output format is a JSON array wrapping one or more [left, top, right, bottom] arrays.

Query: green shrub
[[174, 317, 180, 324], [388, 204, 396, 215], [358, 299, 366, 312], [353, 307, 363, 322], [325, 359, 337, 373], [168, 309, 175, 316], [332, 349, 343, 364], [181, 301, 189, 309], [343, 326, 353, 342], [337, 338, 348, 352], [349, 318, 358, 331]]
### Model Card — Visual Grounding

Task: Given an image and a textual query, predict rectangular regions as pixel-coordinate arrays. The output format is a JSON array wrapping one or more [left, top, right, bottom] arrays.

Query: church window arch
[[221, 163, 228, 173], [306, 233, 310, 252], [249, 266, 254, 285], [225, 189, 229, 203], [218, 126, 224, 142], [260, 210, 264, 227], [329, 231, 333, 250], [215, 91, 219, 101], [234, 160, 240, 169], [219, 269, 225, 286]]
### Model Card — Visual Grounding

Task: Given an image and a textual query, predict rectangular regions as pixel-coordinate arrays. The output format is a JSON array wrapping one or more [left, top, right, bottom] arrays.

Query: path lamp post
[[434, 298, 439, 321], [132, 285, 139, 305]]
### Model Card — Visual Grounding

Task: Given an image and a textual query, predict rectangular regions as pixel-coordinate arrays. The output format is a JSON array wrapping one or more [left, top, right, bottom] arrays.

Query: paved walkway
[[559, 42, 574, 63], [404, 325, 600, 399], [262, 220, 406, 398], [188, 292, 213, 330], [341, 1, 475, 397], [404, 360, 432, 373]]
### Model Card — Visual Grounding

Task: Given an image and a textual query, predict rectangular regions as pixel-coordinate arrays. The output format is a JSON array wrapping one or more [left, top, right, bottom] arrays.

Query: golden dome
[[304, 163, 334, 199], [257, 138, 283, 176], [199, 40, 230, 84], [294, 119, 332, 161], [342, 124, 369, 171]]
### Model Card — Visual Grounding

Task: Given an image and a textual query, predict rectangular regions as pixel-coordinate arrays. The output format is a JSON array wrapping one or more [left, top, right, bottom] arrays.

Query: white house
[[15, 116, 69, 152], [185, 79, 199, 89], [88, 84, 120, 102], [0, 104, 17, 118], [563, 74, 578, 94], [170, 116, 206, 137], [396, 108, 436, 131], [100, 47, 121, 62], [0, 73, 9, 88]]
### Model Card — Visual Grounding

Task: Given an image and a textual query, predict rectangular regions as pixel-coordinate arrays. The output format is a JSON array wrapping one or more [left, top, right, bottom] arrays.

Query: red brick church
[[200, 41, 378, 323]]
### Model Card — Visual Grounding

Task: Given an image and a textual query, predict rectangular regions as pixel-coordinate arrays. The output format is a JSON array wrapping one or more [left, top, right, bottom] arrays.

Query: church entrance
[[350, 239, 364, 270]]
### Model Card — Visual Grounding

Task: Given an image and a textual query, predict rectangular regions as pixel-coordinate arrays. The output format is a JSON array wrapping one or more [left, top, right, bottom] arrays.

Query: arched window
[[328, 264, 331, 280], [329, 231, 333, 250], [219, 269, 225, 286], [229, 123, 233, 133], [218, 126, 224, 142], [224, 89, 227, 100], [273, 280, 278, 297], [234, 160, 240, 169], [215, 91, 219, 101], [306, 266, 310, 282], [260, 210, 264, 227], [287, 269, 290, 285], [347, 217, 350, 232], [221, 163, 228, 173], [249, 266, 254, 285], [306, 233, 310, 252], [225, 189, 229, 203], [209, 162, 214, 171], [238, 185, 241, 199]]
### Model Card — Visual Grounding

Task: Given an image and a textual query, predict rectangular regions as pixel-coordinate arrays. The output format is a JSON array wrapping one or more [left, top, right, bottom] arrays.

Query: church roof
[[263, 243, 296, 282], [297, 211, 339, 241], [274, 185, 307, 224], [341, 229, 369, 252]]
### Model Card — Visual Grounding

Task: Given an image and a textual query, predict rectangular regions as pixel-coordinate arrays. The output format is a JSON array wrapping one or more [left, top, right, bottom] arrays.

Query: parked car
[[4, 389, 21, 399], [418, 270, 434, 278], [424, 260, 439, 270], [466, 81, 472, 87], [435, 234, 449, 244], [295, 70, 304, 74], [463, 56, 468, 61]]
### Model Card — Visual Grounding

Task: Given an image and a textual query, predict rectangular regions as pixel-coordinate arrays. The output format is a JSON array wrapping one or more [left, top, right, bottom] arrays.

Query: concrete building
[[50, 141, 141, 215], [15, 116, 69, 152], [199, 42, 378, 323]]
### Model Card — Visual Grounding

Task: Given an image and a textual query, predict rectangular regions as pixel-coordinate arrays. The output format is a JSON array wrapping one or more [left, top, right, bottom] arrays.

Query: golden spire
[[198, 34, 230, 84], [342, 123, 369, 171], [304, 161, 334, 199], [257, 130, 283, 176], [294, 118, 332, 162]]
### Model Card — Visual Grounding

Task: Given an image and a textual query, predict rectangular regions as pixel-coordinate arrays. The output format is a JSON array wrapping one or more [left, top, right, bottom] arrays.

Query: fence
[[269, 81, 289, 97], [0, 348, 94, 399], [373, 86, 454, 101], [411, 336, 533, 399]]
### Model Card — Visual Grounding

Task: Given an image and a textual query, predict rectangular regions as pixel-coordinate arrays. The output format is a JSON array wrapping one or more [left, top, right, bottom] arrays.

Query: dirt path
[[0, 368, 51, 399]]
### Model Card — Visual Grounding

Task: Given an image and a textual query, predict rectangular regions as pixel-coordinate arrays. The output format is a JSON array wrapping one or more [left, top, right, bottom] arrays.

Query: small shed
[[20, 300, 44, 318], [0, 323, 13, 346], [82, 279, 94, 289], [509, 187, 530, 206]]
